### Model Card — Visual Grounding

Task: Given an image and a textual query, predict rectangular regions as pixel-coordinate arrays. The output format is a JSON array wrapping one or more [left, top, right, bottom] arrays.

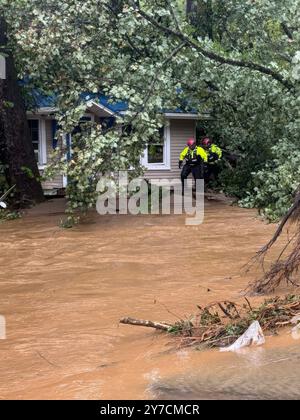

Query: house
[[27, 92, 209, 194]]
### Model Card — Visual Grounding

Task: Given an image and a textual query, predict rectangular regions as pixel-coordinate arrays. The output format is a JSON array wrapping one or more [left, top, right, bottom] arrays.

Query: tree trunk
[[0, 17, 44, 206], [186, 0, 214, 41], [186, 0, 194, 16]]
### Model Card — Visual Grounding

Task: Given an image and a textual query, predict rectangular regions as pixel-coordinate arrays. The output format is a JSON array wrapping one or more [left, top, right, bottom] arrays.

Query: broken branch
[[120, 317, 171, 331]]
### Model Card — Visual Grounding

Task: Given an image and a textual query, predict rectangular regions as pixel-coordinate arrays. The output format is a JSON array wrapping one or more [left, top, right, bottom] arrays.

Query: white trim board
[[27, 116, 47, 168], [86, 101, 115, 117], [27, 107, 58, 115], [164, 112, 210, 120], [140, 125, 171, 171], [0, 56, 6, 79]]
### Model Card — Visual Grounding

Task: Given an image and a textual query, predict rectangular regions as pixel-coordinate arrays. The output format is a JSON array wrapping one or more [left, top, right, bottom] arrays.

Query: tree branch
[[165, 0, 181, 33], [281, 22, 294, 40], [103, 1, 145, 57], [129, 41, 187, 122], [120, 317, 171, 331], [132, 2, 294, 91]]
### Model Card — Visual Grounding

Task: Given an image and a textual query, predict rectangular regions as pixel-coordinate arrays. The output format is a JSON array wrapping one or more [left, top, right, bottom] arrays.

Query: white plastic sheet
[[290, 314, 300, 325], [289, 313, 300, 340], [220, 321, 265, 352], [291, 324, 300, 340]]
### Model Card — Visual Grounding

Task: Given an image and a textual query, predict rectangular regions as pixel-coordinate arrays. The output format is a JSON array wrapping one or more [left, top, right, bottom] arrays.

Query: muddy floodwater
[[0, 198, 299, 400]]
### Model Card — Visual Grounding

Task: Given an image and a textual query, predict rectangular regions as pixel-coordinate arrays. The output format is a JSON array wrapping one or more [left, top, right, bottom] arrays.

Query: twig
[[244, 297, 253, 312], [36, 351, 60, 368], [156, 300, 183, 322], [218, 303, 234, 319]]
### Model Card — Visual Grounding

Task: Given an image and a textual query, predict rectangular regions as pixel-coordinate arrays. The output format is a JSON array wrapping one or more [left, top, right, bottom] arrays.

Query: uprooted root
[[248, 190, 300, 294], [120, 295, 300, 349], [249, 236, 300, 294]]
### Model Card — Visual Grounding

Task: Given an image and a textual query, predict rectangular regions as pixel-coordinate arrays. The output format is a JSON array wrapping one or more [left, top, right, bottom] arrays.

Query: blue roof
[[31, 89, 58, 108], [26, 88, 198, 115], [27, 89, 128, 114], [84, 93, 128, 113]]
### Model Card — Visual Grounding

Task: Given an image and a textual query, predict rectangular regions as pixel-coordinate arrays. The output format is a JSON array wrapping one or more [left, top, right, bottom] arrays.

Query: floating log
[[120, 317, 171, 331]]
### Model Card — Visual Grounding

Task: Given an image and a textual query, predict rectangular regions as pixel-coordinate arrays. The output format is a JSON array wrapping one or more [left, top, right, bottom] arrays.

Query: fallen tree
[[4, 0, 300, 223], [120, 295, 300, 349]]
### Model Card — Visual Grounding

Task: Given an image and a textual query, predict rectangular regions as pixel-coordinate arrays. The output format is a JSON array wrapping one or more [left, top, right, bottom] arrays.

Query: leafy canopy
[[1, 0, 299, 221]]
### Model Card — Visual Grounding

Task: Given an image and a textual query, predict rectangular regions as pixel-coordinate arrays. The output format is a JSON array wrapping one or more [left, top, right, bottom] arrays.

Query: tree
[[0, 16, 44, 205], [2, 0, 299, 221]]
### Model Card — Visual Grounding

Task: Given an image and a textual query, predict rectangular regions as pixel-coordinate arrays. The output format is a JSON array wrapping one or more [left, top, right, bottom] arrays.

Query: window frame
[[27, 117, 47, 169], [141, 125, 171, 170]]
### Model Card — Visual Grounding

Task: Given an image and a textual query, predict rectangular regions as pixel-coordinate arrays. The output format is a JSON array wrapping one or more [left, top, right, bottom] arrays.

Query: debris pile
[[120, 295, 300, 350]]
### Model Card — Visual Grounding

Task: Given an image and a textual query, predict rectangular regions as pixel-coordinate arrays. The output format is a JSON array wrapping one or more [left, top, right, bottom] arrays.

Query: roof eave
[[86, 100, 116, 117], [163, 112, 211, 120], [27, 107, 58, 115]]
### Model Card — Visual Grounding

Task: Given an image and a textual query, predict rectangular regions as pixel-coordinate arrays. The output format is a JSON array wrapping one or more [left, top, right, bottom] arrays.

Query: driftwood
[[120, 317, 171, 331]]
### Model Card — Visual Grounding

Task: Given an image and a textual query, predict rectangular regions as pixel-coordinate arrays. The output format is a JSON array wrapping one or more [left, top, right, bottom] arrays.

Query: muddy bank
[[0, 198, 296, 399]]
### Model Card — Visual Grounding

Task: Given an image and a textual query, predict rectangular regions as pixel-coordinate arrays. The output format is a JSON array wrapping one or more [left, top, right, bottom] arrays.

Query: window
[[147, 143, 164, 164], [28, 119, 40, 163], [71, 116, 94, 136], [141, 126, 170, 170]]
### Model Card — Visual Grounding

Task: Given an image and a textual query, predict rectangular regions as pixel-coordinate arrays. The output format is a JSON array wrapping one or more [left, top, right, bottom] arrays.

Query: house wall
[[144, 119, 196, 181], [31, 116, 197, 193], [41, 112, 94, 192]]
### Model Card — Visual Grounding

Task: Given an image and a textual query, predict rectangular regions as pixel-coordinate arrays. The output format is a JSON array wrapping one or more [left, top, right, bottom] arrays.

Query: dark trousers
[[181, 163, 203, 193], [204, 163, 220, 183]]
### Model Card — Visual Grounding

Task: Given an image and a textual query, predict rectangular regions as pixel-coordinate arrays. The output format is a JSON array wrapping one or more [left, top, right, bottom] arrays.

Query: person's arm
[[212, 145, 222, 159], [180, 147, 188, 161], [208, 152, 219, 163], [179, 147, 188, 168]]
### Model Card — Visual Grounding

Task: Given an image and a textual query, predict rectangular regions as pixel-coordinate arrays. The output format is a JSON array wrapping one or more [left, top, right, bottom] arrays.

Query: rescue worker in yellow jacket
[[201, 137, 222, 181], [179, 138, 207, 192]]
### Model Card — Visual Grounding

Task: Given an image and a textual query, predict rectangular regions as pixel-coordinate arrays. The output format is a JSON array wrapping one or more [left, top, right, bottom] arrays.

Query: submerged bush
[[0, 210, 21, 222]]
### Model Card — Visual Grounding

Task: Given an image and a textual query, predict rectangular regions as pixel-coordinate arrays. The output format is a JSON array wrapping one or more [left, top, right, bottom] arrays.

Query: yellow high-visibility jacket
[[180, 146, 208, 163], [209, 144, 222, 160]]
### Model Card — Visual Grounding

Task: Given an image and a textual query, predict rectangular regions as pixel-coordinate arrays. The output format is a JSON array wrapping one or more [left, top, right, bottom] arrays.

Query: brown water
[[0, 198, 298, 400]]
